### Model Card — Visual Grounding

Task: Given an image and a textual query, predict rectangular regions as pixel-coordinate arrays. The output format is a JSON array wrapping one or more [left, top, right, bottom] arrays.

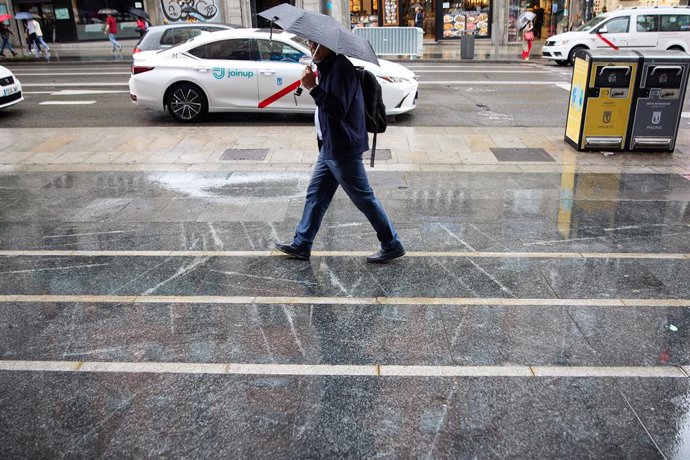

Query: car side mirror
[[598, 26, 608, 34]]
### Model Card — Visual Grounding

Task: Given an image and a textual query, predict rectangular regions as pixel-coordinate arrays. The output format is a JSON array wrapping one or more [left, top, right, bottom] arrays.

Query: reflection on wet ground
[[0, 170, 689, 457]]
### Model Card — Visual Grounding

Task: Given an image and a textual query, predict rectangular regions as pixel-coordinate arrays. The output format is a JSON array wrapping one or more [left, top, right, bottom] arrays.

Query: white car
[[129, 28, 418, 122], [0, 65, 23, 109], [543, 7, 690, 66]]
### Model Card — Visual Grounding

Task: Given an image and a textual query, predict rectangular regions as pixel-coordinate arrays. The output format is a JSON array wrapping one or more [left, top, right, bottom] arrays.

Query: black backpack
[[355, 67, 387, 167]]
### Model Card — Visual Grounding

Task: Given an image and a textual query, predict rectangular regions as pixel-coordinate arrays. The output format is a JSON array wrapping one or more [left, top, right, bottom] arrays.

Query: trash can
[[565, 49, 640, 151], [461, 32, 474, 59], [628, 50, 690, 152]]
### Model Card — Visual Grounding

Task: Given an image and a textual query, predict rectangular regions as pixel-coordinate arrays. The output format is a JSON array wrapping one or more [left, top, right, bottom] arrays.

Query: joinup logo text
[[213, 68, 255, 80]]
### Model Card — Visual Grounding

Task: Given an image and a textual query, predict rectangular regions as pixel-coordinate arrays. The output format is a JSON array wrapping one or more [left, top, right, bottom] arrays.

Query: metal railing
[[353, 27, 424, 56]]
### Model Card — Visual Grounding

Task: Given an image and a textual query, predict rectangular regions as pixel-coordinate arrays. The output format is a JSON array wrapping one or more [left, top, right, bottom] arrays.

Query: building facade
[[0, 0, 686, 45]]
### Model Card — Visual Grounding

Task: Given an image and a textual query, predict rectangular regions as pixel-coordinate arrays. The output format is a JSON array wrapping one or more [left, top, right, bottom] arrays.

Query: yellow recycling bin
[[565, 49, 640, 151]]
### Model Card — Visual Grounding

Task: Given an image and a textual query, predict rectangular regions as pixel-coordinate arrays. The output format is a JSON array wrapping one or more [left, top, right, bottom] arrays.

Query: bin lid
[[634, 49, 690, 63], [582, 49, 640, 62]]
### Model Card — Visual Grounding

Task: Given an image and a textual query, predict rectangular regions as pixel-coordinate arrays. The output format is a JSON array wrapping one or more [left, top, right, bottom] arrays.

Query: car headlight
[[378, 75, 412, 83]]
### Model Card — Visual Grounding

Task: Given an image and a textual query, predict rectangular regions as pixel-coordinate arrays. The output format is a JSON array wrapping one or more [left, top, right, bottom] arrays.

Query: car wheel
[[568, 46, 587, 66], [166, 83, 208, 122], [555, 59, 569, 66]]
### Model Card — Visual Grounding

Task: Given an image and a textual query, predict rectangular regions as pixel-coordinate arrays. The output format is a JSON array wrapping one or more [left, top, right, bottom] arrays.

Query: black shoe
[[275, 241, 310, 260], [366, 246, 405, 263]]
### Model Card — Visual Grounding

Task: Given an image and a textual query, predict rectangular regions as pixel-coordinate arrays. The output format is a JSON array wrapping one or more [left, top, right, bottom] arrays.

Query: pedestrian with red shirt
[[104, 13, 121, 52]]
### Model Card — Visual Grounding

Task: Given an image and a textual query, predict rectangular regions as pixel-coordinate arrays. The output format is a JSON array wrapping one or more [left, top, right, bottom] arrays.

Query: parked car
[[0, 65, 22, 109], [133, 23, 243, 54], [129, 28, 418, 122], [542, 7, 690, 65]]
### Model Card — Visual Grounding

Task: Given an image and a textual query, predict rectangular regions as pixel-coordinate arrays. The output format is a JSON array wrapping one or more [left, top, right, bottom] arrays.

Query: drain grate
[[490, 148, 555, 162], [220, 149, 269, 161], [364, 149, 392, 161]]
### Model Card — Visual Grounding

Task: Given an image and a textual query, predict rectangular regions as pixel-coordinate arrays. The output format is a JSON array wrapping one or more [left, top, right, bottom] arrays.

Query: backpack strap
[[370, 132, 377, 167]]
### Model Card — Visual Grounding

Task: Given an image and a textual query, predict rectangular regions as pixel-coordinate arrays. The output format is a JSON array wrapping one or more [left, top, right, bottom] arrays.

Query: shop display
[[442, 9, 489, 38], [383, 0, 397, 26]]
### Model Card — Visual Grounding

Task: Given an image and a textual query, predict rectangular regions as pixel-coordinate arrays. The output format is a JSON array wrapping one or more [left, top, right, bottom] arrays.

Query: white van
[[542, 7, 690, 65]]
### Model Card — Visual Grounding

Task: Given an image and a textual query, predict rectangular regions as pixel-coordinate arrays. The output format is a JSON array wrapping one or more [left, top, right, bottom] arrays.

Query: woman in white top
[[33, 19, 49, 52]]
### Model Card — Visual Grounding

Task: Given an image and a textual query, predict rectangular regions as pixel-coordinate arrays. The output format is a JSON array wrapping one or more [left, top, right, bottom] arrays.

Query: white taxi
[[129, 28, 418, 122], [0, 65, 23, 109]]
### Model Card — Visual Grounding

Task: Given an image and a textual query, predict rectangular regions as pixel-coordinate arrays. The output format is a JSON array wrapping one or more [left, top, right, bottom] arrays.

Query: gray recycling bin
[[628, 50, 690, 152], [461, 32, 474, 59]]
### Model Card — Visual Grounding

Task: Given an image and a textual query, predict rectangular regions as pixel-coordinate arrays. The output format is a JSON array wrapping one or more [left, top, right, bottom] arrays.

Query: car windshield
[[580, 15, 607, 31]]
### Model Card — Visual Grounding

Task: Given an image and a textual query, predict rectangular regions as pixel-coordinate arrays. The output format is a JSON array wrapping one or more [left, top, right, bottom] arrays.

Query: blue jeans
[[0, 36, 15, 55], [108, 33, 120, 51], [293, 152, 402, 251]]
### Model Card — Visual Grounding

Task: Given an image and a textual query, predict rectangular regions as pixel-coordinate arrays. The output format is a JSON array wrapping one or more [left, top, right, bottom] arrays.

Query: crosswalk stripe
[[418, 80, 566, 85], [0, 360, 687, 378], [38, 101, 97, 105], [0, 295, 687, 307], [0, 250, 686, 259]]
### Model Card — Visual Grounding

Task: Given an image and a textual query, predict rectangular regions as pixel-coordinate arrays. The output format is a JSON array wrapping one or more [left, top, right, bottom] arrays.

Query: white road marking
[[418, 80, 567, 85], [556, 83, 572, 91], [0, 295, 687, 307], [0, 360, 686, 378], [24, 90, 129, 95], [38, 101, 97, 105], [411, 70, 553, 73], [0, 250, 685, 259], [15, 72, 131, 76], [404, 65, 539, 70], [21, 82, 128, 87], [682, 112, 690, 118], [28, 90, 129, 95]]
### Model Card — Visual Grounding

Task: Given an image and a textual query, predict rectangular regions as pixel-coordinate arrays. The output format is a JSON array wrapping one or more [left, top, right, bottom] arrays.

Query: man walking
[[275, 40, 405, 263], [105, 13, 121, 52]]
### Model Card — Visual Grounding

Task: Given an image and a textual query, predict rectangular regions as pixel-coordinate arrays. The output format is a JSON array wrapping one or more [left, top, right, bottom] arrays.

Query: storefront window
[[441, 0, 490, 39], [72, 0, 140, 40], [351, 0, 380, 28]]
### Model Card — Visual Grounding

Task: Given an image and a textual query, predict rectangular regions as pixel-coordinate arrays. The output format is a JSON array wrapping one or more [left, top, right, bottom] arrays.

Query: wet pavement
[[0, 158, 689, 457]]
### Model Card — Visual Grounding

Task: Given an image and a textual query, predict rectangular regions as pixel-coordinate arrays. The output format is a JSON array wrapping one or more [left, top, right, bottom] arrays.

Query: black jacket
[[310, 52, 369, 159]]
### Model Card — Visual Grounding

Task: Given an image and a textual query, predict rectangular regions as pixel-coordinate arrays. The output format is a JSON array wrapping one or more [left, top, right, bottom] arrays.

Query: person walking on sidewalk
[[275, 40, 405, 264], [521, 19, 535, 60], [32, 19, 49, 52], [104, 13, 122, 52], [0, 22, 17, 57], [25, 19, 41, 54]]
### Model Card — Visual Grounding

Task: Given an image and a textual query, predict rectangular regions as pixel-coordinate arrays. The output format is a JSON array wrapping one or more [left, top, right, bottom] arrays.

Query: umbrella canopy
[[128, 7, 149, 20], [518, 11, 536, 30], [14, 12, 39, 20], [98, 8, 118, 15], [258, 4, 379, 66], [0, 13, 12, 22]]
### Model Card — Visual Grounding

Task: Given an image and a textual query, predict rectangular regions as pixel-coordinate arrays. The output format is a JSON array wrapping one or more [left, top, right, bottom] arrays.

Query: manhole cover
[[364, 149, 392, 161], [490, 148, 555, 162], [220, 149, 269, 161]]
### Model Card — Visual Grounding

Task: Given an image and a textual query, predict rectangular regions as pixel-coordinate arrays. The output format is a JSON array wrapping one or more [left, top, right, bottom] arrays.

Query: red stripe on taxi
[[596, 34, 620, 50], [258, 80, 302, 108]]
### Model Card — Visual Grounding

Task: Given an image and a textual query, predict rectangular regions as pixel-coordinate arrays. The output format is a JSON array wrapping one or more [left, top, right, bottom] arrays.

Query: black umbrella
[[128, 7, 149, 20], [258, 4, 379, 66]]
